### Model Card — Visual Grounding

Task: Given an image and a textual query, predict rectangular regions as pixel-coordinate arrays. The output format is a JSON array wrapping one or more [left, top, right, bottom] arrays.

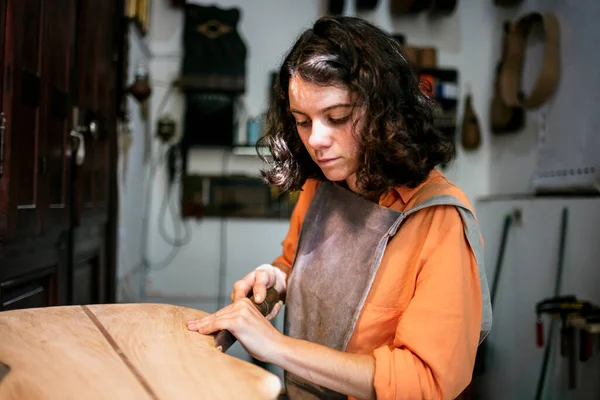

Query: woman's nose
[[307, 121, 333, 149]]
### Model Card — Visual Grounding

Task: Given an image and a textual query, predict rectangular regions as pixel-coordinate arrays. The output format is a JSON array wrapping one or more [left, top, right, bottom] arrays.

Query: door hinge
[[0, 112, 6, 177]]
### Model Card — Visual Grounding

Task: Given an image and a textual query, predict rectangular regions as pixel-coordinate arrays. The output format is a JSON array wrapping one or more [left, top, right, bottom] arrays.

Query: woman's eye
[[296, 120, 310, 127], [329, 115, 351, 125]]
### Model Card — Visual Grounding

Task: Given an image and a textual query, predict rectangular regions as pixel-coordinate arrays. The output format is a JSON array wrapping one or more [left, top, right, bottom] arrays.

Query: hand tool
[[534, 207, 568, 400], [567, 306, 600, 362], [474, 212, 514, 375], [535, 295, 595, 391], [213, 287, 281, 353]]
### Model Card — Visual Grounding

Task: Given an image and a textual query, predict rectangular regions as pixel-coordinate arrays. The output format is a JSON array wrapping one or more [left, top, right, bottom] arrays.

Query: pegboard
[[528, 0, 600, 192]]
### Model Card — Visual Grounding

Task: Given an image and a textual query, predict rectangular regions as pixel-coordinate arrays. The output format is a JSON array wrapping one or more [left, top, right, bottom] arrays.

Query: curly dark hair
[[257, 16, 455, 198]]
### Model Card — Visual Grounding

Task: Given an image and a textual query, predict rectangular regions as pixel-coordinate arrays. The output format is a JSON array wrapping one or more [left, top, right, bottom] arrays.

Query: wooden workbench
[[0, 303, 282, 399]]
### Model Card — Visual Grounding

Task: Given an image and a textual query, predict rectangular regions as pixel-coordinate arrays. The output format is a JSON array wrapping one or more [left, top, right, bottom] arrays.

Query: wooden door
[[0, 0, 76, 310], [0, 0, 74, 238], [69, 0, 118, 305], [40, 0, 75, 235], [0, 0, 7, 236], [0, 0, 120, 310], [3, 0, 44, 239]]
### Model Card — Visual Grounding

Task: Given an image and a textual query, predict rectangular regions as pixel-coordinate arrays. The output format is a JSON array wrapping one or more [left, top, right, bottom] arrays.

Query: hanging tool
[[564, 305, 600, 362], [474, 211, 516, 375], [535, 295, 595, 390], [213, 287, 280, 353], [534, 207, 569, 400]]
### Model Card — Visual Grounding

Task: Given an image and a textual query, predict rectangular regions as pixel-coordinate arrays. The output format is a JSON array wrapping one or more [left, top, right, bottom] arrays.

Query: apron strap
[[401, 194, 493, 344]]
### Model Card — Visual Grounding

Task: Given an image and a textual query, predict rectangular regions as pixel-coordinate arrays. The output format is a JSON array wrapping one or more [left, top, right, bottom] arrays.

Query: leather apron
[[283, 181, 492, 399]]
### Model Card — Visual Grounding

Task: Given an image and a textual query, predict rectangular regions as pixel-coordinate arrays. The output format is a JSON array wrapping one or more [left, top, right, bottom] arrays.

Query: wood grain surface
[[0, 306, 149, 399], [0, 304, 282, 400]]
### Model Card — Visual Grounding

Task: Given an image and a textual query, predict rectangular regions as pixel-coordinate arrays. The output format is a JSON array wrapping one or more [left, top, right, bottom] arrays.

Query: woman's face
[[288, 76, 362, 191]]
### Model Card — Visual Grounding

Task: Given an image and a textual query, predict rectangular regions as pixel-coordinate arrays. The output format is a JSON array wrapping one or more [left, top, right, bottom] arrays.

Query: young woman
[[187, 16, 492, 400]]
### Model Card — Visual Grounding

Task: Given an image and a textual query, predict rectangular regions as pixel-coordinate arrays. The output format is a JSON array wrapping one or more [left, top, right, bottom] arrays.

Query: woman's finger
[[232, 272, 255, 302], [253, 270, 271, 303], [194, 314, 242, 335], [187, 304, 233, 330], [265, 300, 283, 321], [186, 299, 257, 331]]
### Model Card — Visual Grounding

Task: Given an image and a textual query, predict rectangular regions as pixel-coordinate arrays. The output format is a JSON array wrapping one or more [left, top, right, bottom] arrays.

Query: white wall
[[474, 197, 600, 400], [142, 0, 322, 365], [140, 0, 515, 359], [142, 0, 498, 310], [143, 0, 321, 300], [137, 0, 600, 387], [116, 25, 153, 302]]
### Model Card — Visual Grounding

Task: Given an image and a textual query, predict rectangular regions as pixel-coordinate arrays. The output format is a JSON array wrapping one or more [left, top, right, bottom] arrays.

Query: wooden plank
[[87, 303, 282, 400], [0, 306, 151, 400]]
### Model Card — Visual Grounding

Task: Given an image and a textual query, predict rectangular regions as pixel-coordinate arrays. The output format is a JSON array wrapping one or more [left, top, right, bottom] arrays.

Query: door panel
[[69, 0, 117, 305], [72, 254, 103, 305], [40, 0, 75, 231], [8, 0, 43, 238], [0, 267, 57, 311], [0, 0, 119, 309], [0, 0, 8, 240]]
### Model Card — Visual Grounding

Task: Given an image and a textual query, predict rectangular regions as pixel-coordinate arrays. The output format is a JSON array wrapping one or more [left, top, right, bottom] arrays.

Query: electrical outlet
[[511, 208, 523, 226]]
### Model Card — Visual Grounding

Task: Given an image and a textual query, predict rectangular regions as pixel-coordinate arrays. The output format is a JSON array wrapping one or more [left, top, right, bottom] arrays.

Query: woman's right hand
[[230, 264, 287, 320]]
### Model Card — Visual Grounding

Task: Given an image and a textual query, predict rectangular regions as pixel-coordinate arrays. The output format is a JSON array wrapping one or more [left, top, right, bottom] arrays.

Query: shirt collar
[[378, 170, 439, 208]]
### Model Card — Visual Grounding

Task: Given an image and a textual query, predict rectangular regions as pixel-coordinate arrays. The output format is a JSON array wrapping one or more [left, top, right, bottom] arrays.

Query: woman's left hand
[[186, 299, 285, 362]]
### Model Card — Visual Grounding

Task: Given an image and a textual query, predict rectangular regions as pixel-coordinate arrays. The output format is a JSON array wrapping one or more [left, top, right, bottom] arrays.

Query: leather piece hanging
[[356, 0, 379, 11], [390, 0, 430, 16], [461, 93, 481, 151], [180, 4, 247, 93], [490, 21, 525, 134], [500, 12, 561, 108], [328, 0, 345, 15], [428, 0, 458, 17], [494, 0, 523, 7]]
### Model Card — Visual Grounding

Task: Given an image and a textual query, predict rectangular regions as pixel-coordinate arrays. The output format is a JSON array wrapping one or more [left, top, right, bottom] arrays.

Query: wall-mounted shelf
[[185, 144, 270, 157], [181, 174, 298, 219], [231, 145, 269, 156], [417, 67, 460, 139]]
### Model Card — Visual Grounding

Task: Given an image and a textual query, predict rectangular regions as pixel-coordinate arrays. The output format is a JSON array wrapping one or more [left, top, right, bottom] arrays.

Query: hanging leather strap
[[356, 0, 379, 11], [500, 12, 561, 108], [494, 0, 523, 7]]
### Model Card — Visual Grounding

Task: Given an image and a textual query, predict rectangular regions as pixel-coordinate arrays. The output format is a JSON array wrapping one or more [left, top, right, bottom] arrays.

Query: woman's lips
[[316, 157, 340, 166]]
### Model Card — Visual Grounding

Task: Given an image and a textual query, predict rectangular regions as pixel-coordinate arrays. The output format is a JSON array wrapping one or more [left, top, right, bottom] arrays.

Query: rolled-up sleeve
[[372, 208, 483, 400]]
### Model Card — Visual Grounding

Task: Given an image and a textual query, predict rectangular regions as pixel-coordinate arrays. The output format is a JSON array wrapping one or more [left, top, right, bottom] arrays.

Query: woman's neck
[[343, 174, 379, 203], [345, 174, 359, 194]]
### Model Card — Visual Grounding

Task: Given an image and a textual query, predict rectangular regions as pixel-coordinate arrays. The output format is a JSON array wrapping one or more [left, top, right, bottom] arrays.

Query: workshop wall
[[139, 0, 600, 387], [116, 24, 153, 303], [142, 0, 498, 306]]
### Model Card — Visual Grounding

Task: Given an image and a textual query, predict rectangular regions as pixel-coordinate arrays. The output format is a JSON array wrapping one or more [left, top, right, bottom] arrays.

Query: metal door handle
[[76, 120, 98, 140], [87, 120, 98, 140], [77, 121, 98, 140], [69, 130, 86, 166]]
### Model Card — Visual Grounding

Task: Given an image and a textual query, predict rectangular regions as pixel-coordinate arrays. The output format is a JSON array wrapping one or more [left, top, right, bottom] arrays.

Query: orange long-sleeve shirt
[[273, 169, 483, 400]]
